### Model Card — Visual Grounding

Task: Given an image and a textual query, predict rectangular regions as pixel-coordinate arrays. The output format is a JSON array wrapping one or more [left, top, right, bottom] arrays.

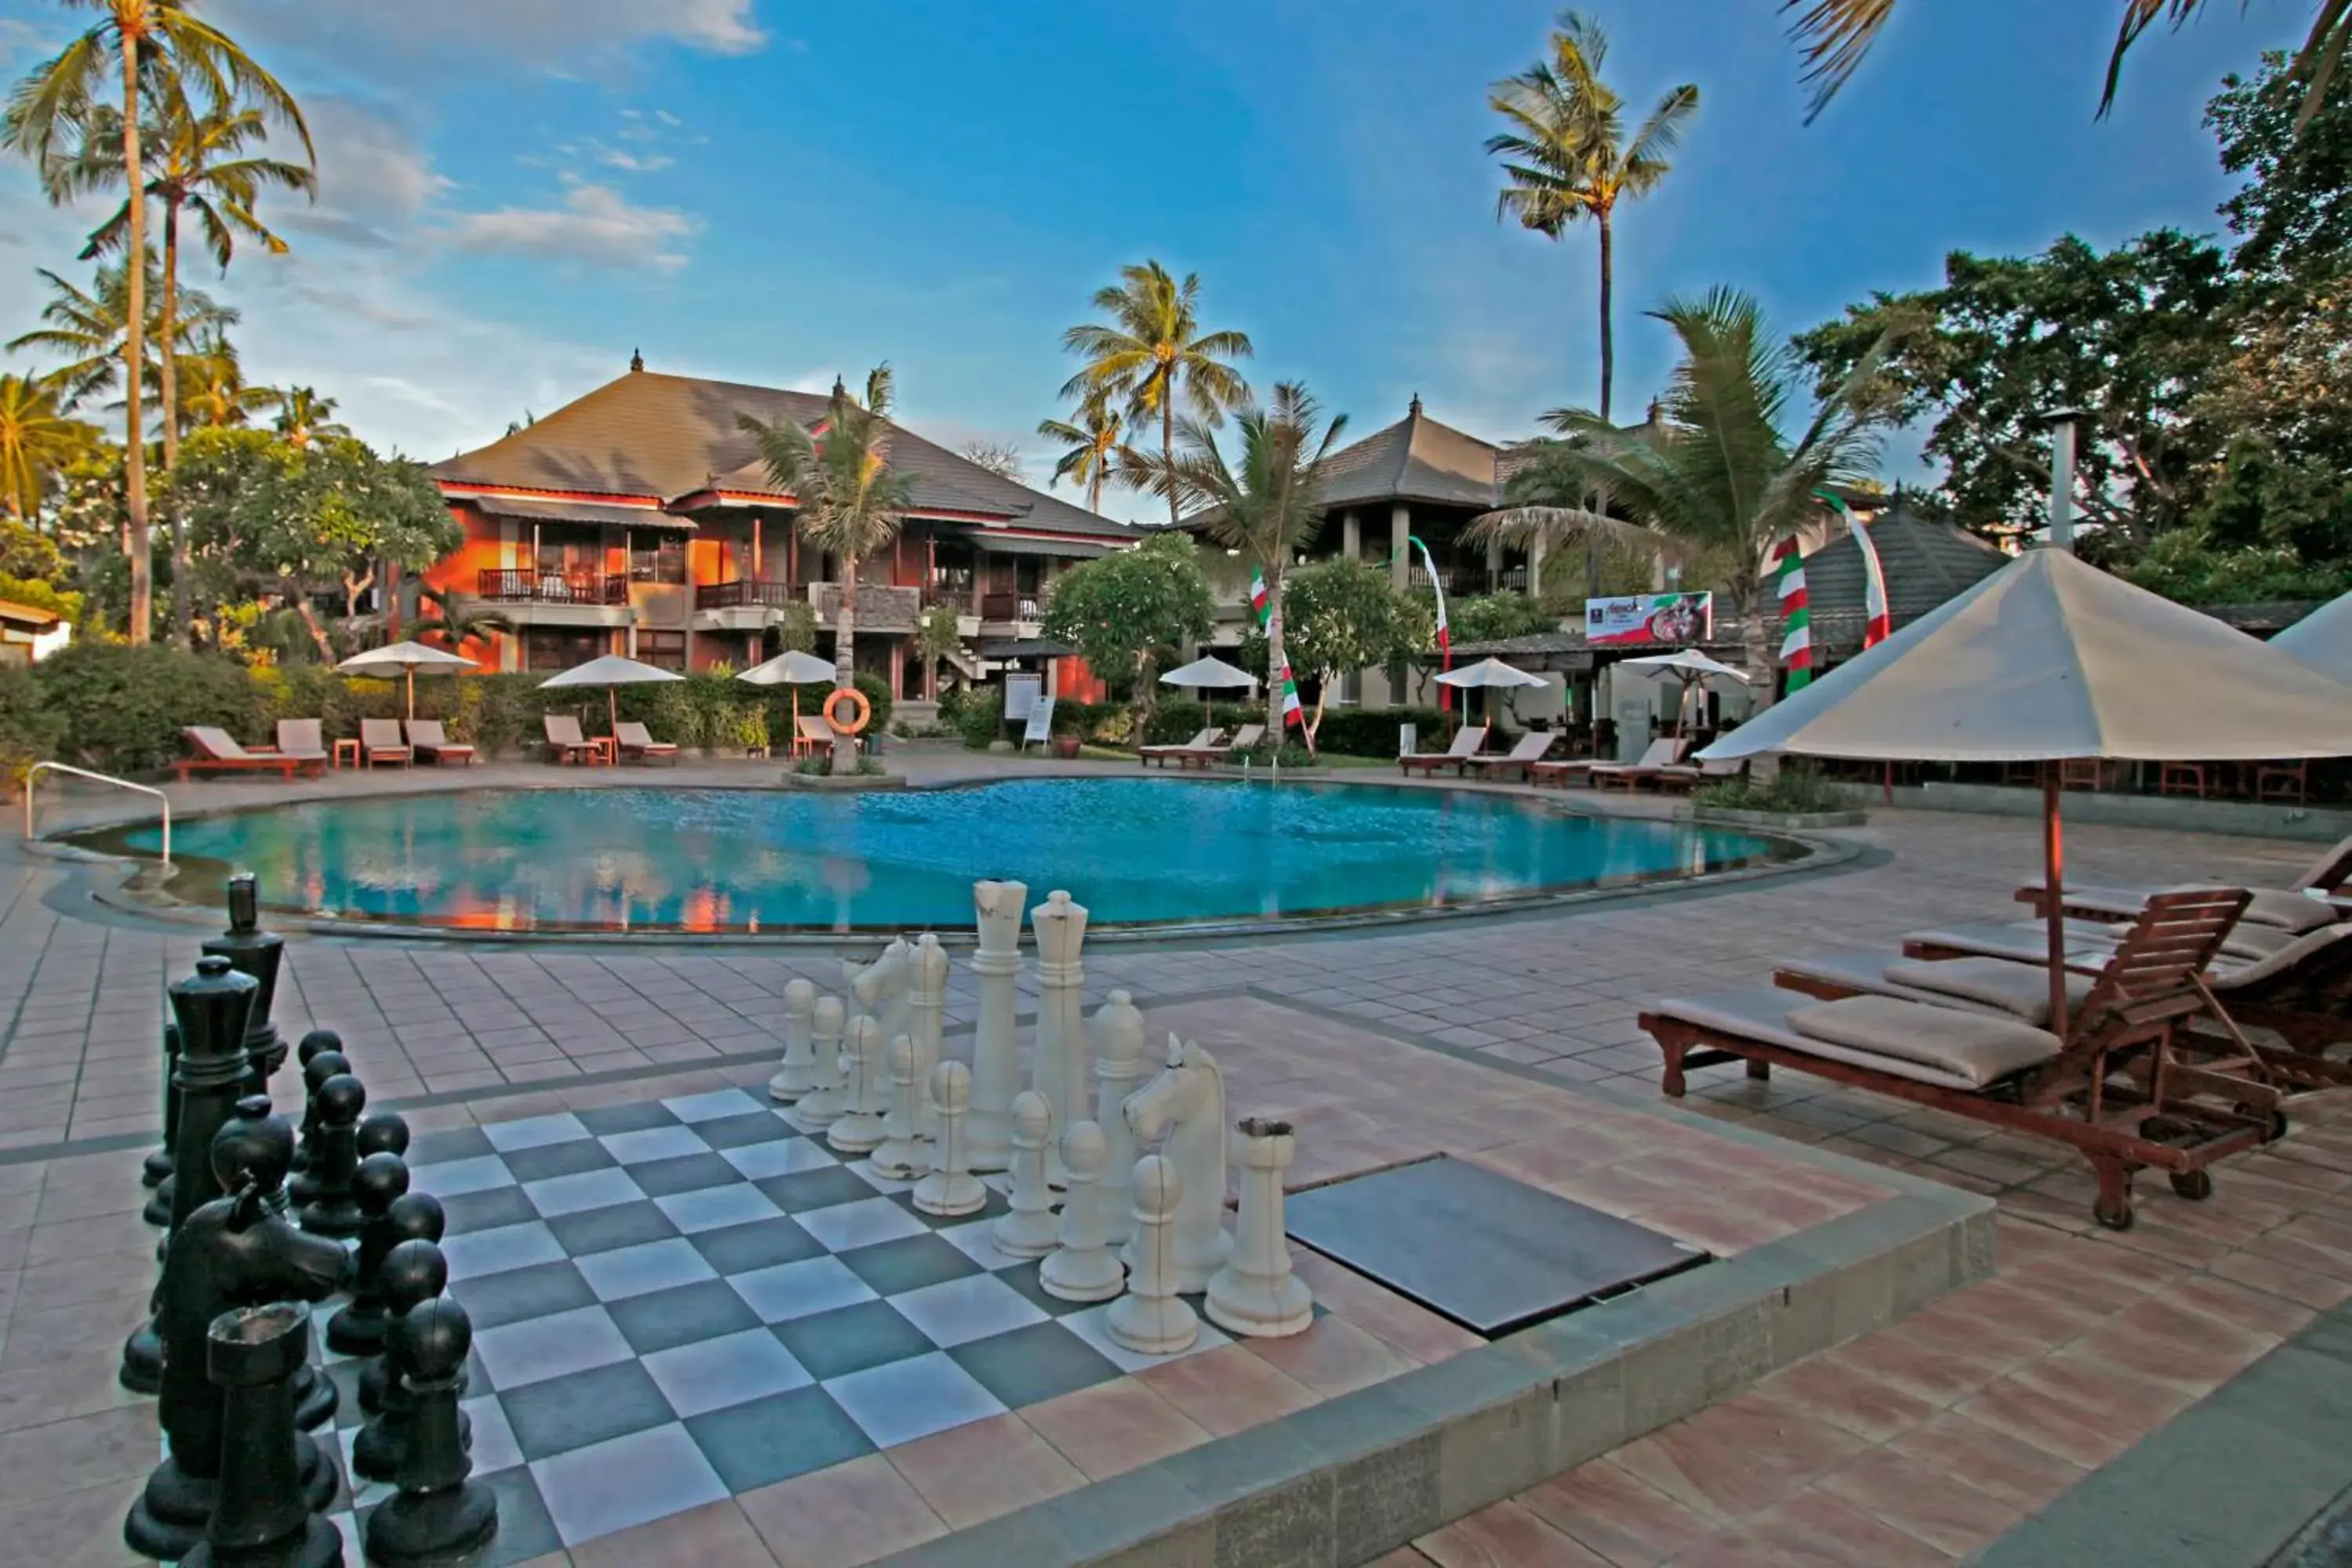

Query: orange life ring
[[822, 687, 872, 736]]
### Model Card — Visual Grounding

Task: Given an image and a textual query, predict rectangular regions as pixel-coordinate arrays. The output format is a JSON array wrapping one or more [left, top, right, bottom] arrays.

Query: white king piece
[[1029, 890, 1091, 1186]]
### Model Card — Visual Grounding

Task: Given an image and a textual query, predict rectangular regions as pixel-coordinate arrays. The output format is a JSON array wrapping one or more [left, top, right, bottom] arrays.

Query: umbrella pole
[[2043, 768, 2069, 1042], [608, 686, 618, 742], [406, 667, 416, 721]]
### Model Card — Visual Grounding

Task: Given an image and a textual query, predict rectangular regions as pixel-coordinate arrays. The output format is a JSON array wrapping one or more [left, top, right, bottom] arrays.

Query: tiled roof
[[1316, 398, 1507, 511], [1800, 505, 2006, 657]]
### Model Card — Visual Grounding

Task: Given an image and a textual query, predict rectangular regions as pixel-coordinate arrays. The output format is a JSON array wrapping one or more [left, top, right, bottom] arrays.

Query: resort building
[[420, 358, 1136, 708]]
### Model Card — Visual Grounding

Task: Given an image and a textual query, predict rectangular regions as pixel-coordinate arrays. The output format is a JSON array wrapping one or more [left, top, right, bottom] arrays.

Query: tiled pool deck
[[2, 756, 2347, 1564]]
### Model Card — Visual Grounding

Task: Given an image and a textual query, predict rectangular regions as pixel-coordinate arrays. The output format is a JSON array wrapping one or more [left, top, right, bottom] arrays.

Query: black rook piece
[[363, 1297, 498, 1566], [353, 1239, 460, 1483], [287, 1048, 349, 1205], [178, 1304, 343, 1568], [358, 1199, 445, 1417], [202, 873, 288, 1099], [327, 1152, 412, 1356]]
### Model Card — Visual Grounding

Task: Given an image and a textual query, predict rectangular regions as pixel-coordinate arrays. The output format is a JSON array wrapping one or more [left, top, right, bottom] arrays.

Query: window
[[639, 631, 687, 670], [630, 530, 685, 584], [524, 629, 605, 672]]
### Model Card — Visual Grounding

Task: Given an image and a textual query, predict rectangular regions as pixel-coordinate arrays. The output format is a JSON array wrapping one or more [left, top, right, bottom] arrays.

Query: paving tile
[[1416, 1499, 1613, 1567], [1018, 1375, 1212, 1480], [530, 1422, 729, 1548], [1612, 1391, 1869, 1522], [607, 1279, 764, 1358], [825, 1350, 1007, 1449], [646, 1328, 812, 1418], [1814, 1445, 2025, 1558], [774, 1300, 935, 1381], [739, 1452, 945, 1568], [1519, 1459, 1715, 1567], [503, 1359, 678, 1460], [884, 1410, 1086, 1527], [1134, 1342, 1319, 1436], [567, 1497, 777, 1568]]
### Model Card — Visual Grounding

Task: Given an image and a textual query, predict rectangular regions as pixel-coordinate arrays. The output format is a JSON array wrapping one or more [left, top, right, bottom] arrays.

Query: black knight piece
[[362, 1296, 499, 1566], [178, 1304, 343, 1568], [297, 1074, 367, 1240], [286, 1047, 350, 1206], [358, 1196, 445, 1416], [202, 873, 288, 1098], [326, 1152, 411, 1357]]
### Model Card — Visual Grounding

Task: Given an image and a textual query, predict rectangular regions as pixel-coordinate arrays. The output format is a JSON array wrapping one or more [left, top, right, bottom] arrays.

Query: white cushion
[[1882, 956, 2094, 1026], [1788, 995, 2060, 1087]]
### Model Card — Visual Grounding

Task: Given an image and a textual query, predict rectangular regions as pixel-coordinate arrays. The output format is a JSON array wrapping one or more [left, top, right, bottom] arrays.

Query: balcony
[[980, 593, 1044, 624], [477, 569, 630, 605], [813, 582, 922, 634], [694, 579, 801, 612]]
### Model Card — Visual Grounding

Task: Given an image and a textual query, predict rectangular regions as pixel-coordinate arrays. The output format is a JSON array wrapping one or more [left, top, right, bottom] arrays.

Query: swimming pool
[[82, 779, 1799, 935]]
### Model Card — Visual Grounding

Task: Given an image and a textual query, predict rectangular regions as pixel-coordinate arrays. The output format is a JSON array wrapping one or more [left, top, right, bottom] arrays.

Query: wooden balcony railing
[[980, 593, 1044, 622], [476, 570, 629, 605], [695, 579, 801, 611]]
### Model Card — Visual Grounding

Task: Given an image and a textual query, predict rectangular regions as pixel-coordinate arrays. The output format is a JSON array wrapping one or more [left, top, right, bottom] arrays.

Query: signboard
[[1584, 591, 1713, 648], [1003, 673, 1042, 720], [1022, 697, 1056, 746]]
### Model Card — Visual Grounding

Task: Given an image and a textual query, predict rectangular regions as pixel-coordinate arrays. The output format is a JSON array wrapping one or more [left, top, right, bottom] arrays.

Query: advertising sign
[[1003, 673, 1042, 720], [1584, 591, 1714, 648], [1022, 697, 1056, 746]]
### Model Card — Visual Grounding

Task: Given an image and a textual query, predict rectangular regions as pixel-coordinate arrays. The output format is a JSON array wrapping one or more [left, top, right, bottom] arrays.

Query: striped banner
[[1773, 536, 1813, 693]]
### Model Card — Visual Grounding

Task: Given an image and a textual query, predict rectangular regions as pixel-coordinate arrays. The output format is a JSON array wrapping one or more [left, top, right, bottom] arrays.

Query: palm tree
[[1060, 262, 1253, 528], [417, 583, 512, 658], [272, 386, 346, 448], [1487, 12, 1698, 425], [9, 256, 235, 408], [176, 326, 273, 430], [1784, 1, 2351, 131], [738, 368, 913, 772], [5, 0, 307, 644], [0, 374, 90, 521], [1036, 390, 1132, 514], [1152, 383, 1348, 748], [1467, 287, 1904, 706]]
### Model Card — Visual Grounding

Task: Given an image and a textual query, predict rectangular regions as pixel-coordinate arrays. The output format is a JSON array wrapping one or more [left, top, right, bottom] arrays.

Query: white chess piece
[[992, 1091, 1059, 1259], [908, 935, 949, 1150], [1121, 1035, 1232, 1291], [1205, 1118, 1313, 1338], [1106, 1155, 1198, 1355], [913, 1062, 985, 1218], [826, 1015, 887, 1155], [1040, 1121, 1123, 1304], [769, 978, 818, 1102], [967, 880, 1028, 1173], [869, 1036, 931, 1180], [848, 946, 903, 1121], [1091, 991, 1145, 1246], [877, 937, 915, 1077], [1030, 891, 1091, 1185], [793, 995, 848, 1129]]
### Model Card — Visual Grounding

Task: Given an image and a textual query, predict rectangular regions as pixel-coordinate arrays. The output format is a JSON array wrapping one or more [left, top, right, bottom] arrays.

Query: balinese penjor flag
[[1248, 568, 1305, 727], [1847, 515, 1893, 648], [1773, 536, 1812, 693]]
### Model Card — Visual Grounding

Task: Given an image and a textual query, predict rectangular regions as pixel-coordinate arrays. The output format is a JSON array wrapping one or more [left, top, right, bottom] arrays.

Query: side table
[[332, 738, 361, 771]]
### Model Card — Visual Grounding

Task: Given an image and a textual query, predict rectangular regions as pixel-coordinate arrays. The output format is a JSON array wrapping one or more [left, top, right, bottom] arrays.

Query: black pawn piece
[[287, 1048, 349, 1205], [358, 1196, 445, 1415], [141, 1021, 183, 1203], [356, 1110, 410, 1163], [297, 1074, 366, 1240], [179, 1303, 342, 1568], [326, 1153, 411, 1357], [352, 1239, 448, 1482], [364, 1297, 497, 1566]]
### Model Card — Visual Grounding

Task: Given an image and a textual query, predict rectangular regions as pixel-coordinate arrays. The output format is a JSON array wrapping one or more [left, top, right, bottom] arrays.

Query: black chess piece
[[326, 1152, 410, 1357], [297, 1074, 366, 1240], [122, 959, 260, 1396], [363, 1296, 498, 1566], [124, 1107, 351, 1563], [353, 1239, 460, 1484], [140, 1022, 182, 1217], [202, 873, 288, 1100], [357, 1109, 411, 1164], [286, 1047, 350, 1207], [178, 1303, 343, 1568], [289, 1029, 343, 1173], [358, 1196, 445, 1417]]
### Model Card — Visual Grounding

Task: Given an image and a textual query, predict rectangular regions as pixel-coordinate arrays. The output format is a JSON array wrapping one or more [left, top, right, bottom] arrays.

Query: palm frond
[[1780, 0, 1897, 124]]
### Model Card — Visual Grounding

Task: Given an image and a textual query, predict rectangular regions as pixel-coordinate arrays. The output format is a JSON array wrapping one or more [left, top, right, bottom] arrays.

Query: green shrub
[[1693, 767, 1852, 815], [34, 643, 262, 773], [1308, 706, 1449, 757], [445, 674, 530, 756], [956, 688, 1004, 749], [852, 670, 893, 736], [1141, 699, 1257, 746], [0, 663, 64, 793]]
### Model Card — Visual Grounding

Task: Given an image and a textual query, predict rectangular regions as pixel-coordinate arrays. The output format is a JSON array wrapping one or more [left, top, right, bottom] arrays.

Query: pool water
[[96, 779, 1793, 934]]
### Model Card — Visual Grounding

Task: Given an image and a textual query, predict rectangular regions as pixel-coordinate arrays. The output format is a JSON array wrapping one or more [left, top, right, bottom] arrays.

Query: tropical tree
[[176, 326, 273, 430], [1040, 532, 1216, 737], [737, 368, 913, 772], [1469, 288, 1904, 702], [956, 439, 1026, 484], [9, 257, 234, 409], [1487, 12, 1697, 425], [272, 386, 347, 448], [5, 0, 308, 644], [416, 583, 512, 659], [1279, 555, 1432, 750], [1150, 382, 1348, 747], [1036, 390, 1133, 514], [912, 603, 964, 702], [1061, 262, 1253, 528], [0, 374, 94, 520]]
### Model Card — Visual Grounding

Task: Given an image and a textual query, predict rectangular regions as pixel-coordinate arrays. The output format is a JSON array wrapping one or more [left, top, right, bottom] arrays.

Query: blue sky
[[0, 0, 2312, 515]]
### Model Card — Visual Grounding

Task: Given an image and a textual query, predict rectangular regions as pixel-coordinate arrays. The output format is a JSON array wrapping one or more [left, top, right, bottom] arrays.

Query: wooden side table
[[588, 737, 617, 767], [332, 738, 361, 771]]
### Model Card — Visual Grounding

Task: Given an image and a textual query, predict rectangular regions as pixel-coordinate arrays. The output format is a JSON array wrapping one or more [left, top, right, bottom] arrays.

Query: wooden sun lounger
[[614, 721, 678, 764], [1399, 726, 1489, 776], [176, 727, 322, 782], [405, 719, 477, 766], [1588, 738, 1690, 792], [360, 718, 412, 768], [1648, 757, 1744, 795], [1139, 728, 1222, 768], [793, 715, 835, 757], [543, 714, 597, 764], [263, 719, 331, 770], [2016, 881, 2347, 936], [1461, 731, 1557, 781]]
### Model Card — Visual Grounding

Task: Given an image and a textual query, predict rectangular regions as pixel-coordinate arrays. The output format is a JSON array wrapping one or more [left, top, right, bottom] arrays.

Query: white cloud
[[212, 0, 766, 71], [279, 96, 452, 249], [444, 182, 699, 272]]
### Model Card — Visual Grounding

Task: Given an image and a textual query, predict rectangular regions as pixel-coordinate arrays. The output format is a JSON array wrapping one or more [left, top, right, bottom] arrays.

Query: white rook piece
[[1106, 1155, 1197, 1355], [827, 1015, 887, 1155], [908, 935, 949, 1149], [1030, 891, 1091, 1185], [769, 978, 818, 1102], [1205, 1118, 1313, 1338], [869, 1036, 931, 1180], [1121, 1035, 1232, 1291], [993, 1091, 1059, 1259], [967, 880, 1029, 1173], [1091, 992, 1146, 1245], [913, 1062, 985, 1217], [793, 995, 848, 1129], [1040, 1121, 1124, 1304]]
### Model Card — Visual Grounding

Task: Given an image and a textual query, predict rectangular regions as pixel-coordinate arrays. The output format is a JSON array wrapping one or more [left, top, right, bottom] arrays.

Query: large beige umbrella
[[1438, 655, 1547, 729], [1618, 648, 1750, 737], [1702, 547, 2352, 1034], [539, 654, 684, 736], [739, 650, 840, 742], [337, 641, 474, 720], [2270, 590, 2352, 683]]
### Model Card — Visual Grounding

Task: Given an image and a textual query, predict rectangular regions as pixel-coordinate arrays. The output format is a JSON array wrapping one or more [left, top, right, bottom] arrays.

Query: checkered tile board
[[319, 1087, 1240, 1560]]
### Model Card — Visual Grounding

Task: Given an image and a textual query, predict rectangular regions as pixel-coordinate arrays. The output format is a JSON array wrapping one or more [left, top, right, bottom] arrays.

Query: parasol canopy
[[336, 641, 475, 720], [539, 654, 685, 735], [1619, 648, 1750, 736], [2269, 590, 2352, 685], [737, 650, 840, 687], [1160, 655, 1257, 691]]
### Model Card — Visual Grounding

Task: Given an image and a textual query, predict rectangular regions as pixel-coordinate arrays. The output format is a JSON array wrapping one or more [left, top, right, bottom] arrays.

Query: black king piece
[[203, 873, 287, 1098]]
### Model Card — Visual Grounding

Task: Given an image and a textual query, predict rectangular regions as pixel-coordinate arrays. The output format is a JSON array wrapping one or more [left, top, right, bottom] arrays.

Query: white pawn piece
[[1106, 1155, 1198, 1355], [1030, 891, 1091, 1186], [967, 880, 1029, 1172], [1205, 1118, 1314, 1338], [792, 996, 848, 1129], [869, 1036, 931, 1180], [913, 1062, 985, 1218], [907, 935, 949, 1150], [826, 1016, 887, 1155], [992, 1091, 1060, 1258], [1040, 1121, 1124, 1304], [769, 978, 818, 1102], [1090, 992, 1146, 1246]]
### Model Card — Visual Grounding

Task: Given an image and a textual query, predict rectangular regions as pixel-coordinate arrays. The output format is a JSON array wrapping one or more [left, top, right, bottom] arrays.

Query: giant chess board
[[321, 1087, 1244, 1558]]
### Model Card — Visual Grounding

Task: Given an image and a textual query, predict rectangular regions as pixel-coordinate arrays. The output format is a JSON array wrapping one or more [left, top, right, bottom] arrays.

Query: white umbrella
[[1702, 547, 2352, 1033], [738, 649, 842, 743], [2270, 590, 2352, 684], [336, 640, 475, 720], [1618, 648, 1751, 737], [1160, 654, 1257, 693], [1437, 655, 1547, 728], [539, 653, 685, 736]]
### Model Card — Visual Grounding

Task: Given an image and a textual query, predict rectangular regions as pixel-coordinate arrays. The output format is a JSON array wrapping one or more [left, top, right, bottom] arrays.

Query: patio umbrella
[[539, 653, 685, 737], [739, 650, 841, 743], [1618, 648, 1751, 738], [336, 641, 475, 720], [1437, 655, 1547, 728], [1700, 547, 2352, 1036], [2269, 590, 2352, 684], [1160, 653, 1257, 695]]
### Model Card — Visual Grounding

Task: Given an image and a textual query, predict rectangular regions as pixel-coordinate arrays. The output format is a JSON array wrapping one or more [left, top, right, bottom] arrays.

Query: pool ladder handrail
[[22, 761, 170, 864]]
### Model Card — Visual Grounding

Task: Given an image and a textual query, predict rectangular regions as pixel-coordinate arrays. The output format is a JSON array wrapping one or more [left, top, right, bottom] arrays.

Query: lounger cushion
[[1787, 995, 2060, 1087], [2209, 924, 2352, 989], [1882, 956, 2096, 1025], [2201, 887, 2338, 935], [1647, 985, 1992, 1091]]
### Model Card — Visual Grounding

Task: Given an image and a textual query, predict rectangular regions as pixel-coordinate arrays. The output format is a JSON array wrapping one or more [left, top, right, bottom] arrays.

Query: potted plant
[[1053, 732, 1082, 759]]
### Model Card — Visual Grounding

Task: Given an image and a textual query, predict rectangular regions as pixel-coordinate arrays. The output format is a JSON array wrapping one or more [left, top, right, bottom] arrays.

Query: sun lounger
[[1163, 723, 1269, 770], [543, 714, 597, 765], [1139, 728, 1223, 768], [793, 714, 835, 757], [1905, 913, 2302, 968], [1647, 757, 1744, 794], [1399, 726, 1490, 776], [613, 720, 679, 764], [359, 718, 412, 768], [2018, 881, 2346, 935], [176, 727, 321, 782], [1462, 731, 1557, 781], [1588, 738, 1691, 792], [263, 719, 331, 769], [404, 719, 476, 766]]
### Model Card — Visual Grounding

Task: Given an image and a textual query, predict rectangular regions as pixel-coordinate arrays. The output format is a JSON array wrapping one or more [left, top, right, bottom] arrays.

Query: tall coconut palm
[[738, 368, 913, 773], [1487, 12, 1697, 426], [1467, 287, 1905, 705], [1784, 1, 2351, 130], [1036, 390, 1132, 514], [176, 326, 272, 430], [272, 386, 346, 448], [1061, 262, 1253, 528], [9, 257, 234, 408], [1151, 383, 1348, 750], [0, 374, 90, 520], [4, 0, 301, 643]]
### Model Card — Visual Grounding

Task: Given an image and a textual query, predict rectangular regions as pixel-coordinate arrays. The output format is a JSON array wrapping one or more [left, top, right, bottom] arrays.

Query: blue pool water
[[97, 779, 1793, 933]]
